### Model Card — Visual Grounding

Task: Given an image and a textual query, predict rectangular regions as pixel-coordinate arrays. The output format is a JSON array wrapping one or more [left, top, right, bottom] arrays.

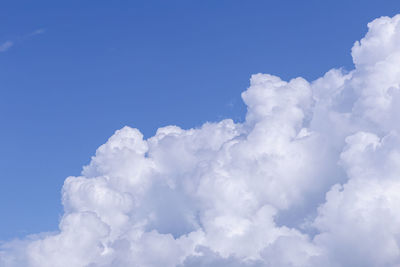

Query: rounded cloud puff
[[2, 14, 400, 267]]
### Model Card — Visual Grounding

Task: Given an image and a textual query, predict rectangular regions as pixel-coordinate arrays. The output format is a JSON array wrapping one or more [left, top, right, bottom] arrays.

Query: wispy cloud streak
[[0, 41, 13, 52], [0, 28, 45, 53]]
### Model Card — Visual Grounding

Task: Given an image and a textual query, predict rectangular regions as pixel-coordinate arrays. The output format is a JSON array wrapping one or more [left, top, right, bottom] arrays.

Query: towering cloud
[[2, 14, 400, 267]]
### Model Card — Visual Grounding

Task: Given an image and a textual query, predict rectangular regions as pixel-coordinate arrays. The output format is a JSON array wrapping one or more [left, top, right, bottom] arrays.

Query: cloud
[[2, 14, 400, 267], [0, 41, 13, 52], [26, 29, 45, 38], [0, 29, 45, 53]]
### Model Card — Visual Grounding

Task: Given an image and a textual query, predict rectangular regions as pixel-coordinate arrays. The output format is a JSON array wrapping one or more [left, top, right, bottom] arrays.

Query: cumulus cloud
[[2, 14, 400, 267]]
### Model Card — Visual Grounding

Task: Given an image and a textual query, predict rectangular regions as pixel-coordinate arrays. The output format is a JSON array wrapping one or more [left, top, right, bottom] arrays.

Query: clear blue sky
[[0, 0, 398, 240]]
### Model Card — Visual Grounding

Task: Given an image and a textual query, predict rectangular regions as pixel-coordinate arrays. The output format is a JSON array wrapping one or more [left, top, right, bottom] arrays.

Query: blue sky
[[0, 0, 399, 240]]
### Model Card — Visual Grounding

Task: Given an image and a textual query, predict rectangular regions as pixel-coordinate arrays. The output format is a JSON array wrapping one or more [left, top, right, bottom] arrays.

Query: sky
[[1, 1, 400, 266]]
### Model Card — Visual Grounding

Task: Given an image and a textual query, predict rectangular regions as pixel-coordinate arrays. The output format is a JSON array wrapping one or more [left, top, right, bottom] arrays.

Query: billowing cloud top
[[2, 14, 400, 267]]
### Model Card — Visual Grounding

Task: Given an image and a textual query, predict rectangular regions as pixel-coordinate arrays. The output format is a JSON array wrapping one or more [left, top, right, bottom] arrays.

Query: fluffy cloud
[[2, 14, 400, 267]]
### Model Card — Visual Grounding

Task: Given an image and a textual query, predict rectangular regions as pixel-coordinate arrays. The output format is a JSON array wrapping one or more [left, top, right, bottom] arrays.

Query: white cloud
[[0, 29, 45, 53], [2, 14, 400, 267], [0, 41, 13, 52], [27, 29, 45, 37]]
